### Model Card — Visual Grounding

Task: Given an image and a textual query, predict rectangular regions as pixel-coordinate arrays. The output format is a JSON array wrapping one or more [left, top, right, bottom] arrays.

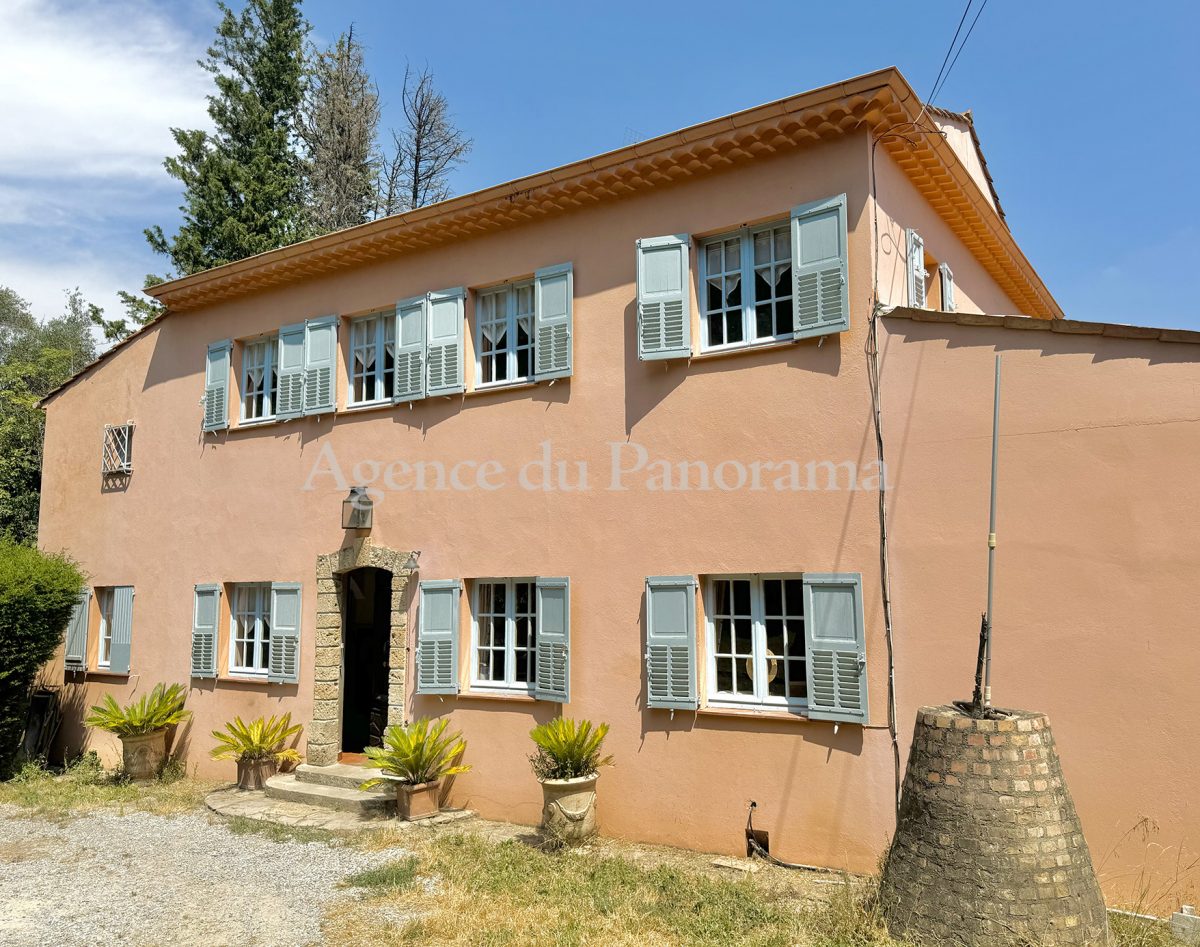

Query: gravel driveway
[[0, 806, 401, 946]]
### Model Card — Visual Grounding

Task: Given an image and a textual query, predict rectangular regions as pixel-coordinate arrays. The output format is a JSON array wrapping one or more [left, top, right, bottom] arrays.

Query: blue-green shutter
[[534, 577, 570, 702], [906, 228, 926, 308], [534, 264, 573, 380], [417, 580, 460, 694], [107, 586, 135, 675], [636, 235, 692, 360], [268, 583, 302, 683], [303, 316, 338, 415], [802, 573, 868, 724], [939, 262, 955, 312], [191, 584, 220, 679], [645, 576, 697, 710], [203, 340, 232, 431], [425, 289, 465, 396], [64, 589, 91, 672], [792, 194, 849, 339], [394, 295, 427, 403], [276, 323, 306, 419]]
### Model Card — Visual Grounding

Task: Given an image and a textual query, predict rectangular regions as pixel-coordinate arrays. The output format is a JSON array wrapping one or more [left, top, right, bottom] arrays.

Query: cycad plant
[[210, 713, 303, 764], [529, 718, 614, 781], [360, 717, 471, 789], [84, 683, 190, 737]]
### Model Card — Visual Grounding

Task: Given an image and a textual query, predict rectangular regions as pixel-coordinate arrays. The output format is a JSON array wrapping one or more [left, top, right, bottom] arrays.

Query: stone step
[[264, 773, 395, 817], [294, 762, 384, 792]]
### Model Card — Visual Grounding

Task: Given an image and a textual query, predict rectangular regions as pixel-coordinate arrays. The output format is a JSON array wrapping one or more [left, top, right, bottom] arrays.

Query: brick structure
[[880, 705, 1108, 946]]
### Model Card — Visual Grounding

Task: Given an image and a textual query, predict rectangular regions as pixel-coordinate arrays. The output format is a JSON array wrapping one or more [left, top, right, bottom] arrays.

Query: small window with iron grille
[[102, 423, 134, 475]]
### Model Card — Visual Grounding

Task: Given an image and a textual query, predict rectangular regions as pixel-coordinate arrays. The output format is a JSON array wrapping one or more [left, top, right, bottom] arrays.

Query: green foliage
[[146, 0, 310, 276], [0, 541, 85, 777], [210, 712, 302, 763], [360, 717, 471, 789], [0, 288, 98, 544], [528, 718, 614, 781], [84, 683, 190, 738], [90, 277, 166, 344], [345, 856, 419, 893]]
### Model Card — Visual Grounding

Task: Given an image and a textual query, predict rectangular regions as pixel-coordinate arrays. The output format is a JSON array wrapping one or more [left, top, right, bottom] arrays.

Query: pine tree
[[301, 27, 380, 234], [146, 0, 309, 275]]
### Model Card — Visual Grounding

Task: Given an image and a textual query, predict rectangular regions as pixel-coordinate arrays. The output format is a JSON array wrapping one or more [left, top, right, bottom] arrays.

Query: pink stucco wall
[[38, 128, 1200, 904]]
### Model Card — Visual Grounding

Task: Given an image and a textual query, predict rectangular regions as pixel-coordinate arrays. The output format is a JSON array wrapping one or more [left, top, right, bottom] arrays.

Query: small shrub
[[528, 718, 613, 781], [0, 541, 85, 777], [210, 713, 302, 764], [84, 682, 190, 737], [157, 756, 188, 783], [360, 718, 470, 789]]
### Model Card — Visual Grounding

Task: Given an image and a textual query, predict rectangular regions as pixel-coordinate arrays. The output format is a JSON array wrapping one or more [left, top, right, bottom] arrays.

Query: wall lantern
[[342, 486, 373, 531]]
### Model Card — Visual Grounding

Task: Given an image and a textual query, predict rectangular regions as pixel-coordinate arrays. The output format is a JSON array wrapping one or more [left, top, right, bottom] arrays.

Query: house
[[39, 67, 1200, 901]]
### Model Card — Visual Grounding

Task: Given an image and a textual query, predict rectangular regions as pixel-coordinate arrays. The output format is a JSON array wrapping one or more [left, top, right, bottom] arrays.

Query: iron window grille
[[101, 423, 134, 475]]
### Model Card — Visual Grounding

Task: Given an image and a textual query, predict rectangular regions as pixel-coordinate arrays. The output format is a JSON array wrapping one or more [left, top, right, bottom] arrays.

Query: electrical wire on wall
[[862, 0, 994, 819]]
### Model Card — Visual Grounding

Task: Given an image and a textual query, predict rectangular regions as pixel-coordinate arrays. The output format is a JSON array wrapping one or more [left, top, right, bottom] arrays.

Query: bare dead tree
[[376, 64, 471, 216]]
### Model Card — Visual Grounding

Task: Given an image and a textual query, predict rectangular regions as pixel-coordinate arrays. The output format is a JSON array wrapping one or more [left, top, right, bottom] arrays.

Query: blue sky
[[4, 0, 1197, 329]]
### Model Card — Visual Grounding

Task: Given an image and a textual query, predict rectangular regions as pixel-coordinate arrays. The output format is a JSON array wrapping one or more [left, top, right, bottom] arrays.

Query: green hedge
[[0, 541, 84, 777]]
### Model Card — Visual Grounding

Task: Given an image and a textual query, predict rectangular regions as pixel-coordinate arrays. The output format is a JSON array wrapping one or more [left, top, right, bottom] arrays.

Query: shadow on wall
[[621, 299, 845, 433]]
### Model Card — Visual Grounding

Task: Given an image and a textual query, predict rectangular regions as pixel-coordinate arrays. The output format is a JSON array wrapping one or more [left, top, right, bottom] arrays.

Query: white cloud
[[0, 0, 212, 180]]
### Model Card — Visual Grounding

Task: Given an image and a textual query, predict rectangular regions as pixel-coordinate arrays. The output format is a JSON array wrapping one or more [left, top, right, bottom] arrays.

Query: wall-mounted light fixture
[[342, 486, 373, 531]]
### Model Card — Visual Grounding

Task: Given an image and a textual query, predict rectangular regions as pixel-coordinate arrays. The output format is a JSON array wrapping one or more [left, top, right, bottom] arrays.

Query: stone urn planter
[[539, 773, 599, 843], [394, 779, 442, 821], [235, 757, 278, 790], [120, 729, 166, 782]]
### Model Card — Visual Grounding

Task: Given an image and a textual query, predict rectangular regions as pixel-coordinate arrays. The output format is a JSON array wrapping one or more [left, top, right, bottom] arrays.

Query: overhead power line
[[930, 0, 991, 105]]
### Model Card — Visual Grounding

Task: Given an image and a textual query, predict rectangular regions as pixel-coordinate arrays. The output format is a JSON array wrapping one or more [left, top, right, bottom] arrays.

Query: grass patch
[[324, 832, 902, 947], [224, 815, 340, 846], [0, 754, 213, 818], [1109, 912, 1181, 947], [346, 856, 419, 893]]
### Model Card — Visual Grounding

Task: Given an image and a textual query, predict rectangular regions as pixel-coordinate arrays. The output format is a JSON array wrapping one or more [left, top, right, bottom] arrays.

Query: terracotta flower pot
[[120, 730, 166, 782], [539, 773, 599, 843], [396, 780, 441, 821], [236, 757, 278, 790]]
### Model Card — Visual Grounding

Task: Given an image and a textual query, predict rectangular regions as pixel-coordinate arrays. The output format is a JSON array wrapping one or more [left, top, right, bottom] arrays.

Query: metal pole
[[983, 355, 1001, 708]]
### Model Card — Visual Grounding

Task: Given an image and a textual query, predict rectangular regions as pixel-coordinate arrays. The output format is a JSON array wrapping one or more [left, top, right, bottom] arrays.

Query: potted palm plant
[[83, 682, 190, 781], [529, 718, 613, 843], [359, 717, 470, 821], [210, 713, 303, 790]]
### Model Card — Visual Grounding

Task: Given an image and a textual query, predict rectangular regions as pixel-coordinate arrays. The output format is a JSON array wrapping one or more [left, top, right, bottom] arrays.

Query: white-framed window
[[471, 579, 537, 692], [700, 220, 794, 351], [230, 583, 271, 676], [241, 336, 278, 421], [96, 587, 115, 668], [349, 313, 396, 405], [475, 282, 535, 387], [101, 424, 134, 474], [705, 575, 807, 709]]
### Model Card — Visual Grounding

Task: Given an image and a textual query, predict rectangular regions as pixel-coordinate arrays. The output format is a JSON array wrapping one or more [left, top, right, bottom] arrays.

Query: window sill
[[342, 399, 394, 415], [693, 337, 797, 362], [458, 690, 539, 703], [234, 417, 279, 429], [223, 674, 272, 684], [83, 669, 131, 680], [466, 379, 540, 397], [697, 704, 809, 723]]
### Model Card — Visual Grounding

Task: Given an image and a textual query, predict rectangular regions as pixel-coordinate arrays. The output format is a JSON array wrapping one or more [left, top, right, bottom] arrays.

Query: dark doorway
[[341, 568, 391, 755]]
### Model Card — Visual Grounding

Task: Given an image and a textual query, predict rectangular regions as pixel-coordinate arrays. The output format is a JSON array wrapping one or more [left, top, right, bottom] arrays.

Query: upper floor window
[[349, 313, 396, 406], [241, 336, 278, 421], [230, 582, 271, 676], [101, 423, 134, 474], [701, 221, 794, 351], [476, 283, 535, 387], [472, 579, 538, 692], [705, 575, 807, 709]]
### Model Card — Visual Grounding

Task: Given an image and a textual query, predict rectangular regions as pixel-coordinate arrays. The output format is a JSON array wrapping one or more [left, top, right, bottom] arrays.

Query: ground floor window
[[230, 583, 271, 676], [706, 575, 806, 708], [97, 587, 115, 668], [472, 579, 537, 691]]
